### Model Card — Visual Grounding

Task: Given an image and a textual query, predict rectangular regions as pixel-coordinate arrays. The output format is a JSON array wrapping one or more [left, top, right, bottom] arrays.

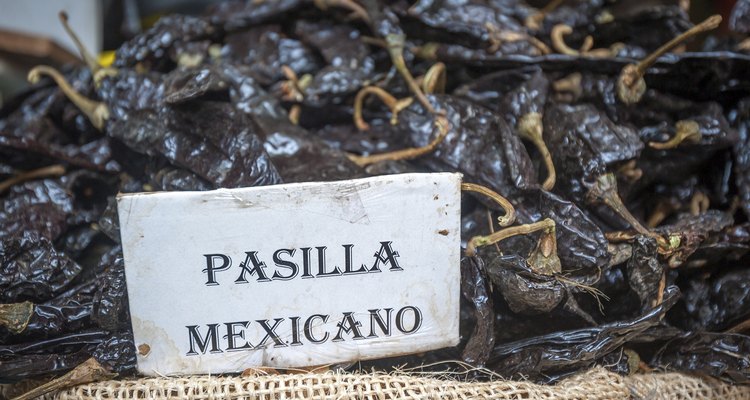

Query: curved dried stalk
[[421, 62, 446, 94], [689, 191, 710, 215], [486, 24, 551, 55], [648, 120, 701, 149], [616, 160, 643, 183], [465, 218, 555, 257], [587, 173, 667, 247], [525, 0, 564, 30], [0, 164, 66, 194], [347, 114, 449, 167], [461, 183, 516, 227], [313, 0, 371, 23], [386, 34, 436, 114], [646, 199, 675, 228], [517, 112, 555, 191], [59, 11, 100, 71], [353, 86, 414, 131], [288, 105, 302, 125], [617, 15, 722, 105], [280, 66, 311, 102], [551, 24, 617, 58], [28, 66, 110, 130], [551, 24, 580, 56]]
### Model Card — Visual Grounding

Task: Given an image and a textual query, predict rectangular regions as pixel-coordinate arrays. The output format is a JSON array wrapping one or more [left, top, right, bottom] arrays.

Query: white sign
[[117, 173, 462, 376]]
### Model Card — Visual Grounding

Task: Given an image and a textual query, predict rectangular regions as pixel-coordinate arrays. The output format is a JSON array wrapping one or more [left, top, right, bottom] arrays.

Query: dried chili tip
[[346, 113, 449, 167], [11, 358, 115, 400], [0, 302, 34, 334], [623, 349, 642, 375], [648, 120, 701, 149], [617, 15, 722, 105], [0, 164, 66, 194], [517, 112, 556, 191], [27, 65, 110, 130]]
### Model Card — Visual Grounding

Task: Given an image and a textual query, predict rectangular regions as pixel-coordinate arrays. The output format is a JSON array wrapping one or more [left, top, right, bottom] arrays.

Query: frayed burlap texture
[[48, 367, 750, 400]]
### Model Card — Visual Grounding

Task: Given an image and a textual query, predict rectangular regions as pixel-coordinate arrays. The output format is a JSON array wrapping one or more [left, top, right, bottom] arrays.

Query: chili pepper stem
[[617, 15, 722, 104], [466, 218, 555, 257], [588, 173, 662, 242], [616, 160, 643, 183], [347, 113, 449, 166], [726, 318, 750, 334], [689, 191, 710, 215], [0, 164, 66, 194], [59, 11, 101, 72], [461, 183, 516, 227], [28, 66, 110, 130], [648, 120, 701, 149], [386, 34, 437, 114], [518, 112, 556, 191], [646, 199, 675, 228], [12, 358, 115, 400], [486, 209, 502, 254], [0, 302, 34, 334], [551, 25, 580, 56], [420, 62, 446, 94], [353, 86, 414, 131], [526, 225, 561, 275], [313, 0, 371, 24], [525, 0, 564, 30], [288, 105, 302, 125]]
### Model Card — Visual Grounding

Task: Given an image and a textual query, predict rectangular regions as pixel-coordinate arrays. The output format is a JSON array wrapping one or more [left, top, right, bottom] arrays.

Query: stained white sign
[[117, 173, 462, 376]]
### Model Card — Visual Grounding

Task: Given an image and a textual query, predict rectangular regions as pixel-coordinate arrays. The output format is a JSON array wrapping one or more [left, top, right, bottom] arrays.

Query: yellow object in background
[[98, 51, 115, 67]]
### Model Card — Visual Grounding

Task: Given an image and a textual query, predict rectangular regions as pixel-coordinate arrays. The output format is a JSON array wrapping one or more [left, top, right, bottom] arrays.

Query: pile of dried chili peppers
[[2, 0, 750, 394]]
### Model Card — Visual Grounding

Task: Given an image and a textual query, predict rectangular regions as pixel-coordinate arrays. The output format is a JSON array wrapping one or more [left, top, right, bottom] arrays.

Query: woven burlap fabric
[[47, 368, 750, 400]]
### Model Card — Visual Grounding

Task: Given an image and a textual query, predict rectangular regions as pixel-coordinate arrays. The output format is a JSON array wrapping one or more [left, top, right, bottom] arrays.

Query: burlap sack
[[35, 368, 748, 400]]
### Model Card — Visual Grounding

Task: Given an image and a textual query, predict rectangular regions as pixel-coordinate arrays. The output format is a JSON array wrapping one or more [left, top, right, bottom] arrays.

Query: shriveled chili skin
[[485, 287, 679, 382], [460, 255, 495, 367], [652, 332, 750, 383]]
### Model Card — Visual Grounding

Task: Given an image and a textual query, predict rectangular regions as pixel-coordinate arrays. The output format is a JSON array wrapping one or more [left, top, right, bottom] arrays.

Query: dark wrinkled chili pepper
[[460, 255, 494, 367], [651, 332, 750, 383], [3, 0, 750, 390], [485, 286, 679, 382]]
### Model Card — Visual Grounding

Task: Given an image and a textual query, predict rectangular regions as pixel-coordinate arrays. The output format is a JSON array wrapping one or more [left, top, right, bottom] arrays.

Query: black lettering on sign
[[202, 254, 231, 286], [184, 306, 424, 355], [235, 251, 271, 283], [396, 306, 422, 334], [200, 242, 404, 286], [186, 324, 222, 355]]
